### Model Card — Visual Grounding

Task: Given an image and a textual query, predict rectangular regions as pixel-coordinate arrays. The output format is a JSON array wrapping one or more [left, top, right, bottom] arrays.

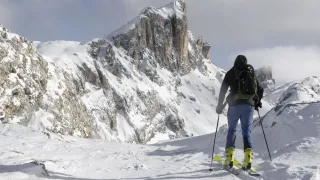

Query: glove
[[255, 101, 262, 110], [216, 104, 224, 114]]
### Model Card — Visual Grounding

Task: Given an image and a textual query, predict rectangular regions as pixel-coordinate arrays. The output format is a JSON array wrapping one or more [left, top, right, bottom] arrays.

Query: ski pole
[[209, 102, 227, 172], [209, 114, 220, 172], [257, 109, 272, 161]]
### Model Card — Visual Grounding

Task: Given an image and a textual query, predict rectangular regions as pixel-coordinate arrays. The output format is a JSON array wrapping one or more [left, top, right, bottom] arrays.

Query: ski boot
[[224, 147, 235, 169], [242, 148, 253, 170]]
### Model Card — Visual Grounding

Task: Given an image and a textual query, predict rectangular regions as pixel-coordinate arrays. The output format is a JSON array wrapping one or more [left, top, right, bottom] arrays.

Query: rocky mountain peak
[[107, 0, 210, 75], [140, 0, 186, 19]]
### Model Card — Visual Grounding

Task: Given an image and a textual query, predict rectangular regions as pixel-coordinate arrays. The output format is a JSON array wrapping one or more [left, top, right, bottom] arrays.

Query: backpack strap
[[233, 66, 244, 79]]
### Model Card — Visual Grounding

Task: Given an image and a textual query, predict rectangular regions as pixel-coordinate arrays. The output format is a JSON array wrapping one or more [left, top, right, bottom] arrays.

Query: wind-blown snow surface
[[1, 100, 320, 180]]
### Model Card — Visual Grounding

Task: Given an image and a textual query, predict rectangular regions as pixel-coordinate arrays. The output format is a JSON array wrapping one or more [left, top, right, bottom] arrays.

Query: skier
[[216, 55, 264, 170]]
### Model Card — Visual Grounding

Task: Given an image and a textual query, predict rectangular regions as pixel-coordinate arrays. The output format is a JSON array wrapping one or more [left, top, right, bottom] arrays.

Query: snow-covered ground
[[1, 100, 319, 180]]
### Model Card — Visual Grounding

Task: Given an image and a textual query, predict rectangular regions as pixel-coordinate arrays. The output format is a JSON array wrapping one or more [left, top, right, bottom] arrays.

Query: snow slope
[[1, 85, 320, 179], [1, 100, 320, 180]]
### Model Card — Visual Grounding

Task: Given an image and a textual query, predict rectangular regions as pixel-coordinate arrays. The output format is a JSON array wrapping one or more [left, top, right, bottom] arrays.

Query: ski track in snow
[[0, 120, 319, 180]]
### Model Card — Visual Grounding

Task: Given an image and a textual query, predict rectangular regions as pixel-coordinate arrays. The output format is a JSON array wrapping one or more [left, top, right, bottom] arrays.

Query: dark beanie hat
[[234, 55, 247, 67]]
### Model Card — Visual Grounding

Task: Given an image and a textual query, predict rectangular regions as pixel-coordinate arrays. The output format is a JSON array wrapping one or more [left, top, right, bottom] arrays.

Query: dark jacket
[[217, 67, 264, 107]]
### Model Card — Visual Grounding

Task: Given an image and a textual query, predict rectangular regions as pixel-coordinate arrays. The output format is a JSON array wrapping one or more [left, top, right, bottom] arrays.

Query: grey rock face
[[165, 114, 186, 138], [195, 37, 211, 59], [0, 25, 48, 123], [41, 66, 97, 138], [108, 0, 210, 75], [0, 25, 99, 138], [255, 66, 275, 91]]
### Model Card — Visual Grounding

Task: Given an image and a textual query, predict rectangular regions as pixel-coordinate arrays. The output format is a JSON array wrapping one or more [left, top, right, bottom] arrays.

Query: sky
[[1, 0, 320, 85]]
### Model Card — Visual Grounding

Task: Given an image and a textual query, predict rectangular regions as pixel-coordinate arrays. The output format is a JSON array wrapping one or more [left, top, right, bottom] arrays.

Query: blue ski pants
[[226, 104, 254, 150]]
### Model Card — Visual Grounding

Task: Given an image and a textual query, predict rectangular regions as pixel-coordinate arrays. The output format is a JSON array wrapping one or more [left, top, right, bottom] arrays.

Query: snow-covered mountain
[[263, 76, 320, 106], [255, 76, 320, 118], [277, 76, 320, 105], [0, 1, 227, 144], [1, 1, 320, 179]]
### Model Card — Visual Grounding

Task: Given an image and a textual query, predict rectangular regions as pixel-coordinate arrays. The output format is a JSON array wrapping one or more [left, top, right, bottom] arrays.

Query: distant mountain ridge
[[0, 1, 226, 143]]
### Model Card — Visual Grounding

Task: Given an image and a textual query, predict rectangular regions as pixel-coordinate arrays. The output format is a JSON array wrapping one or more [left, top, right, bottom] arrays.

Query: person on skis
[[216, 55, 264, 170]]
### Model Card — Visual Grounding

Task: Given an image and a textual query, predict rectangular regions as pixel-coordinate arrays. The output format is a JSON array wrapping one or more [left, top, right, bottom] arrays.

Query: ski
[[233, 159, 261, 177], [247, 169, 261, 177], [214, 155, 261, 177], [214, 155, 240, 175], [233, 159, 260, 170]]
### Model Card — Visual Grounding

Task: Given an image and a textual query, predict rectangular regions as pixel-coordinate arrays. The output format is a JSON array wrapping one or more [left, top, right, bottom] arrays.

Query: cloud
[[119, 0, 320, 69], [0, 0, 144, 42], [230, 46, 320, 85], [125, 0, 320, 46], [0, 1, 14, 28], [1, 0, 320, 73], [2, 0, 318, 45], [186, 0, 320, 46]]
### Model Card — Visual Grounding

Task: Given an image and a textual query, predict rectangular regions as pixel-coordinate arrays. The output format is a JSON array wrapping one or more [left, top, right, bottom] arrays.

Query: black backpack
[[233, 64, 257, 100]]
